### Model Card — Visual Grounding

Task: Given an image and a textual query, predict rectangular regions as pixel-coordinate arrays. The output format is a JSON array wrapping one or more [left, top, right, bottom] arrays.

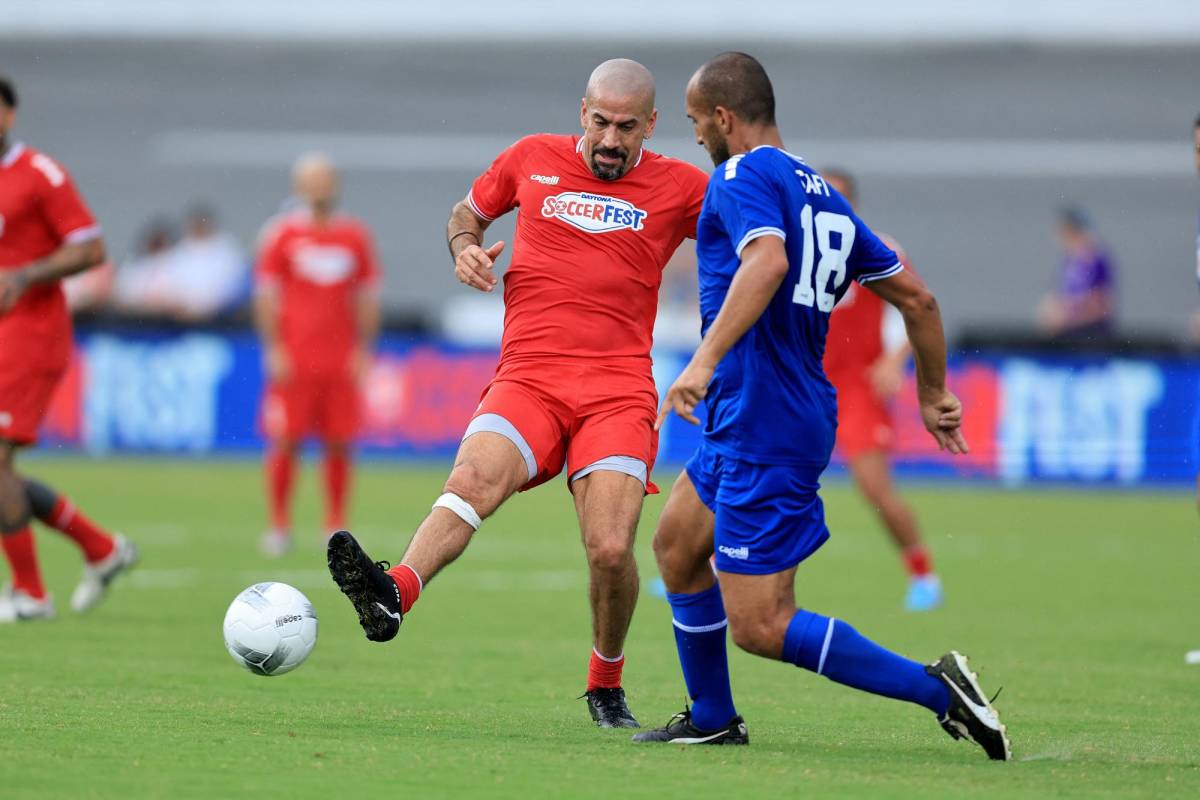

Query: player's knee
[[585, 533, 634, 575], [443, 462, 506, 519], [729, 615, 784, 658], [652, 520, 707, 580]]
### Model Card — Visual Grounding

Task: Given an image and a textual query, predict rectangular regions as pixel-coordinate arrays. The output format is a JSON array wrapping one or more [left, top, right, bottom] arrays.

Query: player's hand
[[455, 241, 504, 293], [868, 355, 905, 401], [0, 269, 31, 314], [656, 360, 714, 430], [265, 345, 291, 382], [919, 388, 968, 455]]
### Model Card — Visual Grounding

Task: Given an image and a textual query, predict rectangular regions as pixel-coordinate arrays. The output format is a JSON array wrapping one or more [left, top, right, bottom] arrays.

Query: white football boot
[[0, 584, 56, 622], [70, 533, 139, 613]]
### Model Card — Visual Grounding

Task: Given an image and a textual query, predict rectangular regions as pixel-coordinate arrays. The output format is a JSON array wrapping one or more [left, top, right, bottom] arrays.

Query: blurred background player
[[1036, 205, 1116, 340], [324, 59, 709, 729], [0, 75, 137, 621], [821, 168, 943, 612], [255, 153, 381, 557]]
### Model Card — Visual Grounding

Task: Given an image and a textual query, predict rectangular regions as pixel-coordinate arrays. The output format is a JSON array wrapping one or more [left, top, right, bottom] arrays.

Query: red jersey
[[0, 142, 101, 369], [257, 212, 380, 375], [824, 234, 911, 384], [468, 134, 708, 363]]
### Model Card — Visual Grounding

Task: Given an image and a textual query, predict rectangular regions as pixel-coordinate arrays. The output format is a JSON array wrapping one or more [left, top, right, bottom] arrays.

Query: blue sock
[[666, 582, 738, 730], [783, 609, 950, 716]]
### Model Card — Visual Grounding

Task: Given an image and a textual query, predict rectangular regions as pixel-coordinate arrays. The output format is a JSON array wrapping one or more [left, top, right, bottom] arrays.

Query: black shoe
[[583, 688, 640, 728], [326, 530, 402, 643], [927, 651, 1011, 761], [631, 709, 748, 745]]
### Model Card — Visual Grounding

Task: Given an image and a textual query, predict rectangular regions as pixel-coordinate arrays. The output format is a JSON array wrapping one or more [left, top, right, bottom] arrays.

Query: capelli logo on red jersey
[[540, 191, 648, 234]]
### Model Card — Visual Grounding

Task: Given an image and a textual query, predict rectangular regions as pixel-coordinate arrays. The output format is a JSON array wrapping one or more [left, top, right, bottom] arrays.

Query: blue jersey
[[695, 146, 902, 466]]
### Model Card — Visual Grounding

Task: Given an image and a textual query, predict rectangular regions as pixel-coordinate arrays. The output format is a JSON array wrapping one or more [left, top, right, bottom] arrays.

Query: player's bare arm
[[353, 286, 381, 380], [447, 198, 503, 293], [866, 270, 968, 455], [0, 237, 104, 314], [657, 235, 790, 429], [253, 284, 289, 381]]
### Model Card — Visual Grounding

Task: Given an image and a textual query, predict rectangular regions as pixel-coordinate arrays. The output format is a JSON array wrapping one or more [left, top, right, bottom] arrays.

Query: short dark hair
[[0, 76, 16, 110], [695, 52, 775, 125]]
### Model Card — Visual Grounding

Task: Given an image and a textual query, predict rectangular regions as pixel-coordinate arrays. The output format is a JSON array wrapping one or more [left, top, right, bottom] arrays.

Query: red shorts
[[834, 379, 894, 461], [0, 361, 65, 446], [262, 372, 361, 443], [468, 359, 659, 493]]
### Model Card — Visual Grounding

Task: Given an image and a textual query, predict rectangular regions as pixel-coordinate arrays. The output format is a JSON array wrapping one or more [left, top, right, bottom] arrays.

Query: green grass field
[[1, 457, 1197, 798]]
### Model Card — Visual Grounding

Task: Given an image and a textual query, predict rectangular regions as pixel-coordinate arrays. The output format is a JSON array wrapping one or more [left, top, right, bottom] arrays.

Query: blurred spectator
[[164, 203, 249, 320], [111, 217, 178, 313], [1036, 206, 1116, 339]]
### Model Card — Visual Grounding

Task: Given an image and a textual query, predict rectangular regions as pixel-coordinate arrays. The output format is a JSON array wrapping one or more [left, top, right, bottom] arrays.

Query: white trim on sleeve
[[734, 226, 786, 259], [857, 261, 905, 284], [466, 189, 497, 222], [63, 224, 103, 244]]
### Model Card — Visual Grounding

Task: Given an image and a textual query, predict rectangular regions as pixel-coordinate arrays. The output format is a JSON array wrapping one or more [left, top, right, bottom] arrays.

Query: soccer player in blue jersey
[[632, 53, 1010, 760]]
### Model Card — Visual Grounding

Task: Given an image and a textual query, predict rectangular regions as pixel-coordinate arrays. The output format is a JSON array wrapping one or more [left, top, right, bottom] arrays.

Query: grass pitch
[[1, 457, 1197, 798]]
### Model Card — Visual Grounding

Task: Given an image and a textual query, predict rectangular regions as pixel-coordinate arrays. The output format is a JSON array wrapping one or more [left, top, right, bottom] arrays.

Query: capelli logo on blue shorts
[[718, 545, 749, 560]]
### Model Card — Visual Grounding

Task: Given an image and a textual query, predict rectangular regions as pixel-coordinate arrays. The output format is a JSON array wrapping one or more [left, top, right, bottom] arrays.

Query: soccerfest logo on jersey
[[540, 191, 648, 234]]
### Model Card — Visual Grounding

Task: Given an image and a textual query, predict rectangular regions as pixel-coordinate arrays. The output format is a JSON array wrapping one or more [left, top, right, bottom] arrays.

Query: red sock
[[587, 648, 625, 691], [39, 498, 115, 563], [265, 448, 295, 532], [385, 563, 422, 614], [322, 450, 351, 530], [903, 546, 933, 578], [1, 527, 47, 600]]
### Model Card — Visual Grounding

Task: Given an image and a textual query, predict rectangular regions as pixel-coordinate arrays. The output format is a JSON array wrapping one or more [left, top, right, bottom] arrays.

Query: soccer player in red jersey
[[821, 169, 942, 612], [255, 154, 381, 557], [0, 75, 137, 622], [326, 59, 709, 728]]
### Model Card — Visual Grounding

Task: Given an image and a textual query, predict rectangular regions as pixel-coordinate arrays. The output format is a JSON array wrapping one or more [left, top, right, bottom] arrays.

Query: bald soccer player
[[326, 59, 709, 728], [255, 154, 381, 556]]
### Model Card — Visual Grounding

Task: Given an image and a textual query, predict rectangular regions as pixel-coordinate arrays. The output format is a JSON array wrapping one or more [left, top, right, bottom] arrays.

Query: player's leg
[[571, 466, 644, 726], [327, 378, 564, 643], [326, 429, 530, 642], [0, 441, 54, 621], [23, 476, 138, 613], [567, 372, 660, 726], [632, 463, 747, 744], [318, 373, 360, 536], [261, 381, 304, 556], [847, 449, 942, 611], [321, 440, 352, 535], [262, 437, 298, 555]]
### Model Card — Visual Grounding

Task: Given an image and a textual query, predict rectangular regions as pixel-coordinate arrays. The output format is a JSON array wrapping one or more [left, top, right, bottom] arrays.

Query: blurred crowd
[[65, 202, 251, 323]]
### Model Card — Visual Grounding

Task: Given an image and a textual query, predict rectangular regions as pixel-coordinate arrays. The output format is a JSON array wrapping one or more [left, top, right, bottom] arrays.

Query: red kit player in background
[[0, 75, 138, 622], [255, 154, 381, 557], [325, 59, 709, 728], [822, 169, 943, 612]]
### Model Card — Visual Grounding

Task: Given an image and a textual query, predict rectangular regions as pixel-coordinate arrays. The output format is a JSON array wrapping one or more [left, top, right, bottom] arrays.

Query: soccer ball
[[222, 582, 318, 676]]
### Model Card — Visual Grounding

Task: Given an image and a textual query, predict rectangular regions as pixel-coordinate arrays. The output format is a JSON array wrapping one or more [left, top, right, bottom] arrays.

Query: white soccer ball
[[222, 582, 318, 676]]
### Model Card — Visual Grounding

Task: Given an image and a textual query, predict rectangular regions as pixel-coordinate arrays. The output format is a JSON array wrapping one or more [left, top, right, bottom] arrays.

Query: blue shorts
[[686, 442, 830, 575]]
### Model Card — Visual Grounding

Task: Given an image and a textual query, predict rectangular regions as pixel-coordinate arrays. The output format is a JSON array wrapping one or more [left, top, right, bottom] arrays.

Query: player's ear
[[715, 106, 734, 135], [644, 108, 658, 139], [579, 98, 589, 130]]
